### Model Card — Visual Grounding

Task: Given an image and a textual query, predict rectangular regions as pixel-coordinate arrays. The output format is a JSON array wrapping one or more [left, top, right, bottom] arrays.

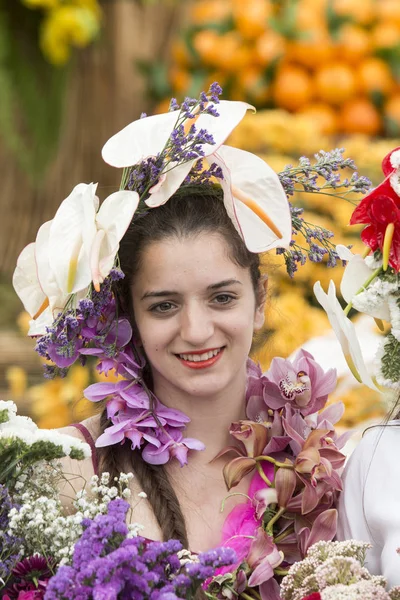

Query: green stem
[[256, 462, 272, 486], [291, 188, 358, 203], [255, 455, 294, 469], [343, 267, 382, 316], [274, 568, 289, 576], [266, 506, 286, 535]]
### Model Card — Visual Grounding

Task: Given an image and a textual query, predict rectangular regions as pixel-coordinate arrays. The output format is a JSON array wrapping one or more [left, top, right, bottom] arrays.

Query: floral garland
[[12, 84, 373, 466]]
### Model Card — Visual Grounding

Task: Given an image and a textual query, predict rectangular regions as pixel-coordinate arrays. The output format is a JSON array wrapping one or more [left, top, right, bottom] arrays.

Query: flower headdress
[[315, 146, 400, 390], [12, 84, 369, 465]]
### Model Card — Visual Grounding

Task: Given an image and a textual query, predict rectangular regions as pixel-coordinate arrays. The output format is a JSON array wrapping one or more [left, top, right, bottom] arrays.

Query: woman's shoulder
[[345, 420, 400, 480], [58, 414, 101, 443], [56, 416, 101, 510]]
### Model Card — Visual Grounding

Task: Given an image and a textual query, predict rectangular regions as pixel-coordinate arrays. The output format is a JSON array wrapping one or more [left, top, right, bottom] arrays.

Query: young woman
[[337, 411, 400, 587], [58, 186, 270, 553]]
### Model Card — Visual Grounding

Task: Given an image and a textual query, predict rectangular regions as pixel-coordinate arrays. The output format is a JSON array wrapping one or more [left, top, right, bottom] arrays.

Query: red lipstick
[[176, 347, 224, 369]]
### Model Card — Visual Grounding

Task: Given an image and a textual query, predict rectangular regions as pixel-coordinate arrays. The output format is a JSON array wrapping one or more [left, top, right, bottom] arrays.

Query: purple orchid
[[247, 350, 337, 419], [141, 428, 205, 467]]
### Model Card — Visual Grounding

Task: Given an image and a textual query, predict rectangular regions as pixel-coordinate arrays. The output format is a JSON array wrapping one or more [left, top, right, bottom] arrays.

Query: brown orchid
[[216, 421, 270, 490]]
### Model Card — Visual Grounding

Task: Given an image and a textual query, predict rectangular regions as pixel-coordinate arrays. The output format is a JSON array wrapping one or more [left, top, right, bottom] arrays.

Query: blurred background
[[1, 0, 399, 434]]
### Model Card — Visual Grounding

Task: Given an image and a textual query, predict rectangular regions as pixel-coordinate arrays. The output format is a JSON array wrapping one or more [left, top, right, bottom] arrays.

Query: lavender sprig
[[125, 83, 223, 203], [277, 149, 371, 277], [279, 149, 372, 199], [0, 484, 23, 587]]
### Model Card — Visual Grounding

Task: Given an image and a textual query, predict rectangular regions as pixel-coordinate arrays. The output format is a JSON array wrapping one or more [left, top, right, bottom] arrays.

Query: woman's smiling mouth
[[176, 347, 225, 369]]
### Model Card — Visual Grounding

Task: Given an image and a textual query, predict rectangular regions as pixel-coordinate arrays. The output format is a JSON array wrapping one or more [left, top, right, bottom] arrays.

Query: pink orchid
[[141, 428, 205, 466], [297, 508, 338, 557], [248, 350, 337, 418], [247, 528, 283, 587], [220, 462, 275, 571]]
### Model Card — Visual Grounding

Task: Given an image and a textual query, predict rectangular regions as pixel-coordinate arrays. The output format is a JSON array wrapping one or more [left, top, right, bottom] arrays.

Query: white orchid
[[13, 183, 139, 333], [212, 145, 292, 252], [313, 280, 379, 391]]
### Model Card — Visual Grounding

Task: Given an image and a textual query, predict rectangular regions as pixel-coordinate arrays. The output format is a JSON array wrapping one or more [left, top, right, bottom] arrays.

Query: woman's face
[[131, 233, 265, 401]]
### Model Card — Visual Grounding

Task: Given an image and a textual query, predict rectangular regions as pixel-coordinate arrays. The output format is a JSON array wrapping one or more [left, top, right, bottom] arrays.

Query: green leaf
[[380, 332, 400, 385]]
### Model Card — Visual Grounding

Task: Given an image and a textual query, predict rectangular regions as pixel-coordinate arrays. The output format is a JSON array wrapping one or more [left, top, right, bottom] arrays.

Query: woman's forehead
[[132, 233, 249, 294]]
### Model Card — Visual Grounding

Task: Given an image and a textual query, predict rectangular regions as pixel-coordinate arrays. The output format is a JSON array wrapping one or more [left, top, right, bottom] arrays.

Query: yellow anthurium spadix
[[212, 145, 292, 253]]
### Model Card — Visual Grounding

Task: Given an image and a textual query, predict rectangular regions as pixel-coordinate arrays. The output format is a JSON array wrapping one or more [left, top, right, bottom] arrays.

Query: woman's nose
[[180, 304, 214, 346]]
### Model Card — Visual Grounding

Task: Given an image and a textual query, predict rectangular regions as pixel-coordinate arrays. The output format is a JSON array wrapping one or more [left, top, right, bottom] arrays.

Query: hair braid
[[98, 412, 189, 547]]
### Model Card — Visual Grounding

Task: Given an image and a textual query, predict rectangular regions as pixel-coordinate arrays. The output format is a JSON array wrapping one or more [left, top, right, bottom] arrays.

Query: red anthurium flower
[[350, 146, 400, 271], [302, 594, 321, 600]]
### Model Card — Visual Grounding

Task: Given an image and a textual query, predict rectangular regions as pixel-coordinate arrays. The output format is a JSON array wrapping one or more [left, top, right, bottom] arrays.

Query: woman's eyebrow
[[207, 278, 243, 290], [141, 279, 242, 300]]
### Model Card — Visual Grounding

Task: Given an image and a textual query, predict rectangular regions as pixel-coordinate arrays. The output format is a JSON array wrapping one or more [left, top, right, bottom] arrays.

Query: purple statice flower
[[0, 484, 23, 586], [184, 160, 224, 186], [45, 499, 235, 600], [35, 269, 133, 377], [276, 149, 372, 277]]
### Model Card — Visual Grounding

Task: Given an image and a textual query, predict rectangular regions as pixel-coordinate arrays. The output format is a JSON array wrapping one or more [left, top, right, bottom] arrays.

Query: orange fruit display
[[340, 98, 382, 135], [384, 94, 400, 135], [255, 30, 286, 67], [232, 0, 272, 41], [357, 57, 394, 97], [287, 30, 335, 69], [336, 23, 371, 64], [158, 0, 400, 136], [372, 21, 400, 51], [314, 63, 357, 105], [272, 64, 313, 111]]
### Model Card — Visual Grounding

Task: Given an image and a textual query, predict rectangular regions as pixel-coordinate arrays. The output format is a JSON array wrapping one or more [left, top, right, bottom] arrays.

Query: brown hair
[[97, 185, 261, 547]]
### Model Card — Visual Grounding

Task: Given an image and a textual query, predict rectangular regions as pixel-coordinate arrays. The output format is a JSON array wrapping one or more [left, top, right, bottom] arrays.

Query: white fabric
[[337, 423, 400, 586]]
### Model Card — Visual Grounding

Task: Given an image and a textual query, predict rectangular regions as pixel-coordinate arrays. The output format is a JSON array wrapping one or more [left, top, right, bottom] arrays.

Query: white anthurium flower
[[48, 183, 139, 294], [13, 229, 69, 336], [101, 100, 254, 208], [313, 280, 379, 391], [13, 242, 47, 319], [336, 244, 390, 321], [212, 145, 292, 252]]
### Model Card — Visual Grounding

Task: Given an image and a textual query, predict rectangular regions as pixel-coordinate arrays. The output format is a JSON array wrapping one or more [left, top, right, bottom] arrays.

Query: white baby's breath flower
[[0, 400, 17, 423]]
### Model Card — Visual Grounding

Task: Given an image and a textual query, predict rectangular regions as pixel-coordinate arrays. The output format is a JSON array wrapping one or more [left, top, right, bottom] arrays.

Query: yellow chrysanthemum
[[5, 366, 27, 401], [40, 4, 101, 65]]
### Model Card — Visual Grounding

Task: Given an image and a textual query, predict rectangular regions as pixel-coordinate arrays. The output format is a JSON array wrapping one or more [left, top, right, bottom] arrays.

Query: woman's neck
[[153, 368, 248, 462]]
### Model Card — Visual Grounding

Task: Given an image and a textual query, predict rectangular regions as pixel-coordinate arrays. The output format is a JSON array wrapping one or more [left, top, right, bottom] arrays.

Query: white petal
[[340, 254, 390, 321], [48, 183, 98, 293], [335, 244, 353, 261], [12, 242, 46, 317], [314, 281, 379, 391], [102, 112, 179, 168], [101, 101, 254, 169], [95, 190, 139, 278], [27, 307, 54, 336], [190, 100, 254, 157], [35, 221, 69, 313], [213, 146, 292, 252], [96, 190, 139, 237], [145, 161, 195, 207]]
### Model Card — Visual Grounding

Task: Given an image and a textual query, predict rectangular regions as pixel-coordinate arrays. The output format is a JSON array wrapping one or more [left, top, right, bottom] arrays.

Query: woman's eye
[[151, 302, 176, 313], [213, 294, 235, 305]]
